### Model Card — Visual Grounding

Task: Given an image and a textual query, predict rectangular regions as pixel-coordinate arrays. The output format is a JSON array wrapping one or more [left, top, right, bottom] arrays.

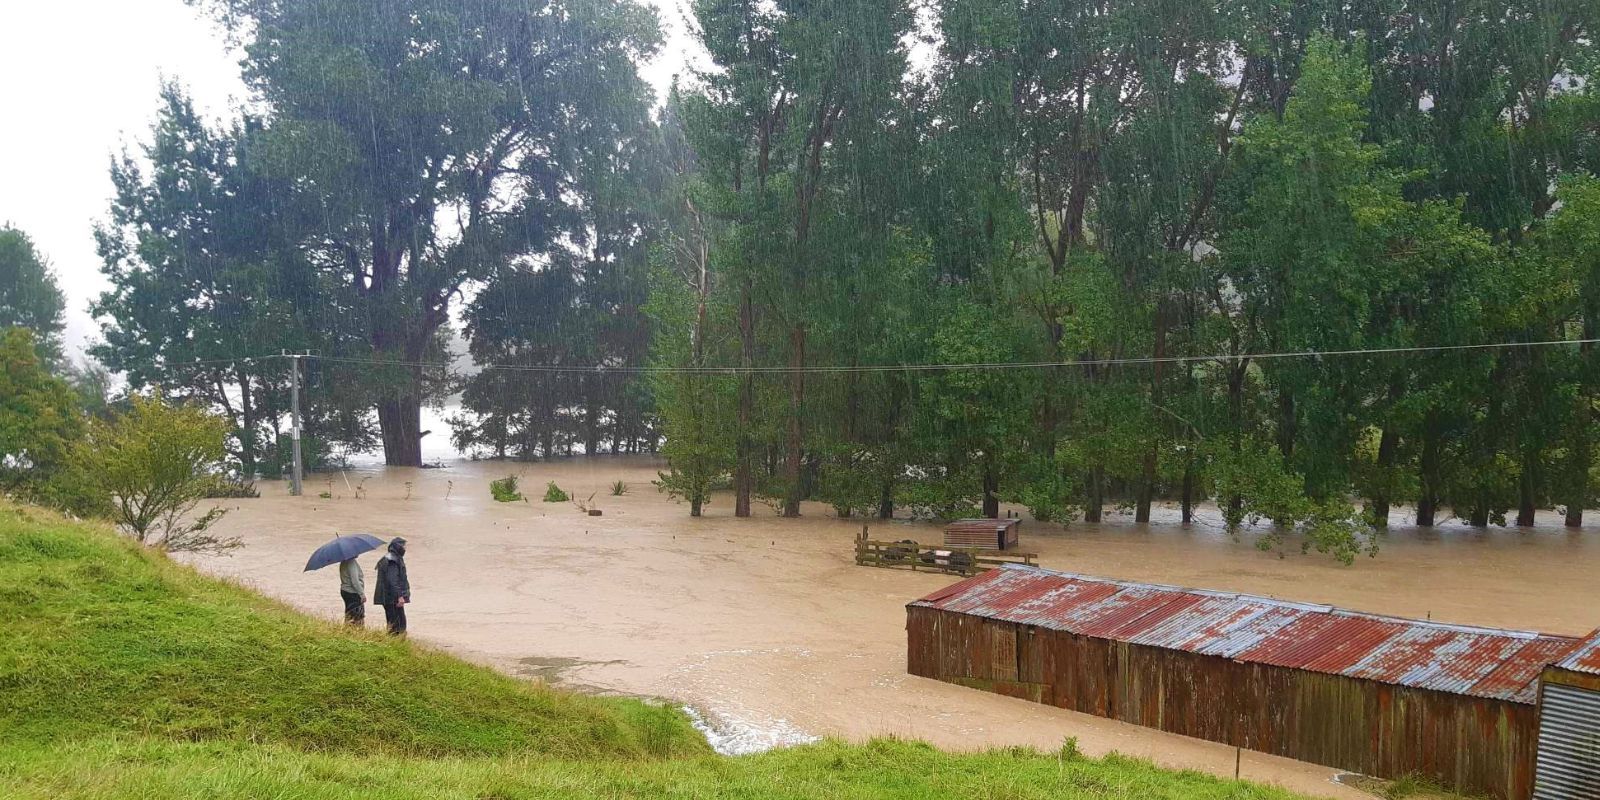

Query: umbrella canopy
[[304, 533, 387, 572]]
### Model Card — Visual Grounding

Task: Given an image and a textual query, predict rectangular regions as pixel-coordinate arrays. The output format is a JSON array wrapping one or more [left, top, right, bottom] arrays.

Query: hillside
[[0, 503, 1323, 799]]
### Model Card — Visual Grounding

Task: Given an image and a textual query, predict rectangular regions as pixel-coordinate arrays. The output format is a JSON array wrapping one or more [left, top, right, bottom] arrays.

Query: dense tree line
[[652, 0, 1600, 559], [73, 0, 1600, 558]]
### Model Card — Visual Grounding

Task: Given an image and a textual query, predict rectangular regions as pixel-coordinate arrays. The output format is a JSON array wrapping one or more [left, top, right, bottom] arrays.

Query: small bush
[[70, 393, 237, 554], [542, 481, 569, 503], [204, 479, 259, 499], [490, 475, 522, 502], [611, 480, 628, 496]]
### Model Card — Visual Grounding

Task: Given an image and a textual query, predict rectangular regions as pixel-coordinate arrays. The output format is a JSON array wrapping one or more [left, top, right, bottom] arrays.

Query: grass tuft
[[490, 475, 523, 503]]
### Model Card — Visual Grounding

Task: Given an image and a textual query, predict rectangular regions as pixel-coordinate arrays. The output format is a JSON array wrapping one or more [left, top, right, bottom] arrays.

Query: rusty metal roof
[[1552, 628, 1600, 675], [945, 518, 1019, 531], [910, 564, 1583, 704]]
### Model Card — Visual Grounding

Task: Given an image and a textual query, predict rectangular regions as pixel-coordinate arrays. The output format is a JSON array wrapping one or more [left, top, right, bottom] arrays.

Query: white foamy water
[[682, 705, 820, 755]]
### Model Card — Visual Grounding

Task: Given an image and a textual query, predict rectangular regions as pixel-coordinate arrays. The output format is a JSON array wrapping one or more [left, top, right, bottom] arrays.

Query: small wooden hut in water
[[943, 518, 1019, 551]]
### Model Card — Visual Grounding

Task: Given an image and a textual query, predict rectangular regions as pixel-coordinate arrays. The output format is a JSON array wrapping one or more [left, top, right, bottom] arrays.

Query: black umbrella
[[304, 533, 387, 572]]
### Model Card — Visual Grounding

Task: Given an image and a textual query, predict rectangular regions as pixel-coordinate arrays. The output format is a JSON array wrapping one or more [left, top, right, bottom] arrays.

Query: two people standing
[[331, 536, 410, 635]]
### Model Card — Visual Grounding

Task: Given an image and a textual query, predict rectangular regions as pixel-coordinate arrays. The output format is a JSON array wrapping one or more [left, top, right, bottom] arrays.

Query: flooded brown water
[[185, 456, 1600, 800]]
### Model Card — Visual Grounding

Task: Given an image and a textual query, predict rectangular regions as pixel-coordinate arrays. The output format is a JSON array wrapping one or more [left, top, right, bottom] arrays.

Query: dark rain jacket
[[372, 540, 410, 606]]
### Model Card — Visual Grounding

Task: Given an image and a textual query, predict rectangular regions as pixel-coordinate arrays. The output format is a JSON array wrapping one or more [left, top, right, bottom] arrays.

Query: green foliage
[[69, 394, 236, 554], [189, 0, 663, 466], [1209, 439, 1376, 565], [0, 226, 66, 369], [0, 329, 82, 496], [489, 476, 523, 503], [541, 482, 569, 503], [94, 85, 373, 475], [203, 479, 259, 499], [611, 480, 629, 496], [93, 0, 1600, 556]]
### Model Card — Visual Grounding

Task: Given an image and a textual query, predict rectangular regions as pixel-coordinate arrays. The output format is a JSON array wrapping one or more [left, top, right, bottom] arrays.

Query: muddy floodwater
[[187, 456, 1600, 799]]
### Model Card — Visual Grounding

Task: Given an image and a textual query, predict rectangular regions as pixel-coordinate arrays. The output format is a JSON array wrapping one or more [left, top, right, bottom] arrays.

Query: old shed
[[943, 518, 1020, 551], [907, 564, 1593, 799]]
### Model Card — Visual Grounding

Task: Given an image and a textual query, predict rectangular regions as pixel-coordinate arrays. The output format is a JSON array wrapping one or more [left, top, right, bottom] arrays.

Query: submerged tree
[[95, 85, 368, 476], [198, 0, 663, 466]]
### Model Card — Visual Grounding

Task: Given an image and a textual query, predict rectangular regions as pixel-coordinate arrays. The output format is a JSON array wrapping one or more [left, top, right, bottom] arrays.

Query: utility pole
[[289, 352, 304, 497]]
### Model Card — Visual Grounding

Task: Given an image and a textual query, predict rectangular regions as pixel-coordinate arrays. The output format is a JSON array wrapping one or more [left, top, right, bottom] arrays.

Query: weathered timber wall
[[907, 605, 1538, 799]]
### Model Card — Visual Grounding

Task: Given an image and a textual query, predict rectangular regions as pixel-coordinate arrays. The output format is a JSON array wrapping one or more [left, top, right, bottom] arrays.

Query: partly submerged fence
[[854, 534, 1035, 576]]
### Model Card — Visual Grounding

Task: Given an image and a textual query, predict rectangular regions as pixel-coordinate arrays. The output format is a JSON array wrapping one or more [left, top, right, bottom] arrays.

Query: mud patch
[[515, 655, 625, 695]]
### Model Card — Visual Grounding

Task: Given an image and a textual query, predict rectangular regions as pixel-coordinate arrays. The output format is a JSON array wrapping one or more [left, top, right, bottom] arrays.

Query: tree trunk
[[878, 483, 894, 520], [735, 282, 754, 518], [1225, 359, 1247, 519], [690, 497, 703, 517], [1083, 466, 1104, 523], [1469, 503, 1489, 528], [236, 366, 258, 477], [583, 392, 599, 457], [377, 396, 423, 466], [782, 324, 806, 517], [1517, 455, 1537, 527], [1566, 420, 1588, 528], [1369, 426, 1399, 528], [1180, 458, 1194, 525], [1137, 303, 1168, 524], [982, 457, 999, 519], [1276, 390, 1296, 462], [1416, 415, 1441, 526]]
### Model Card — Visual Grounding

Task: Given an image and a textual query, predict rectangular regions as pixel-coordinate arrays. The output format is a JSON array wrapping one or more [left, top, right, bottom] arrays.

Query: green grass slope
[[0, 503, 1324, 800], [0, 503, 702, 760]]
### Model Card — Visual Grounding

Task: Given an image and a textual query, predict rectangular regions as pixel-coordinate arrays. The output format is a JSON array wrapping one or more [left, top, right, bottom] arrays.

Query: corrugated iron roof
[[1552, 628, 1600, 675], [909, 564, 1583, 704], [945, 518, 1019, 532]]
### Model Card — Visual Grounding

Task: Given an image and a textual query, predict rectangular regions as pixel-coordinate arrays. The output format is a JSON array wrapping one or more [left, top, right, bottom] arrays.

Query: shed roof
[[945, 518, 1020, 532], [910, 564, 1583, 704], [1552, 628, 1600, 676]]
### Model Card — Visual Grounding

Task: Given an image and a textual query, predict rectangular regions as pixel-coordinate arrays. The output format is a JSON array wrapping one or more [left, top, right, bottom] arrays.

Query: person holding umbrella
[[372, 537, 410, 636], [304, 533, 387, 627], [338, 557, 365, 626]]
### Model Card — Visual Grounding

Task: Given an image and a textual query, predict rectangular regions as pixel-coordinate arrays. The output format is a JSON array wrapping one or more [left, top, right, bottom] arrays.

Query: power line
[[142, 337, 1600, 376]]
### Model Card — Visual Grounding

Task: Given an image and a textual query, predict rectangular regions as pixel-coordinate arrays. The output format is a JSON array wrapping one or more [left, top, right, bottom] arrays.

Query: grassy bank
[[0, 503, 1321, 799]]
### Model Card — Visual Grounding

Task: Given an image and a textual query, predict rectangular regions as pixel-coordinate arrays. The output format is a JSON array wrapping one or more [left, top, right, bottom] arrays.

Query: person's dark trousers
[[341, 591, 365, 625], [382, 602, 407, 635]]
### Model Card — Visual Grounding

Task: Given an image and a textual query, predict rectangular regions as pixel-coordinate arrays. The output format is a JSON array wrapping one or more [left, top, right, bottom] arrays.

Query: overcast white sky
[[0, 0, 703, 365]]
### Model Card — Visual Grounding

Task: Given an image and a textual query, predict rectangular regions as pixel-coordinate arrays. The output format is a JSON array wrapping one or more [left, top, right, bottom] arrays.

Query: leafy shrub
[[1016, 470, 1080, 524], [610, 480, 627, 496], [542, 481, 569, 503], [1208, 438, 1376, 564], [896, 467, 982, 521], [490, 475, 522, 502], [204, 479, 259, 499], [815, 448, 894, 518], [0, 328, 82, 499], [70, 393, 237, 554]]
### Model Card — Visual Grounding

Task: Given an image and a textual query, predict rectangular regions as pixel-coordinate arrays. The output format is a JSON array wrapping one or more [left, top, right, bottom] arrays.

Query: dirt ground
[[187, 455, 1600, 800]]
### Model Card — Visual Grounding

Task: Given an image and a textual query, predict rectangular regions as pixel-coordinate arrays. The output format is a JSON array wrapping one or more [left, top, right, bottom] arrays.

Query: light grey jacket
[[338, 559, 364, 596]]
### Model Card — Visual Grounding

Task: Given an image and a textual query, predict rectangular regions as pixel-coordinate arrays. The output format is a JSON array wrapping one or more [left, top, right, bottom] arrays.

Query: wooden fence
[[854, 534, 1035, 576]]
